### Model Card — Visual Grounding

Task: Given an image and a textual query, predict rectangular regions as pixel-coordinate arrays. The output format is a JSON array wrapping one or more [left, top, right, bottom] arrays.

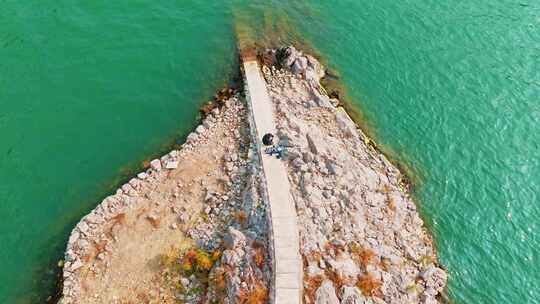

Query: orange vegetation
[[350, 244, 376, 269], [304, 275, 324, 303], [239, 281, 268, 304], [357, 273, 382, 298]]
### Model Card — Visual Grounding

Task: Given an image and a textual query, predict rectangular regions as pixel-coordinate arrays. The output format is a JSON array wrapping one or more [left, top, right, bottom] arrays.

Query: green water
[[1, 1, 538, 303]]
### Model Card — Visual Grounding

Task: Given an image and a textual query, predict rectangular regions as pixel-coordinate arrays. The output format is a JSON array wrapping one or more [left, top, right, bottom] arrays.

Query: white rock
[[306, 129, 326, 155], [329, 253, 359, 280], [150, 159, 162, 171], [77, 222, 89, 234], [340, 286, 365, 304], [336, 109, 357, 137], [195, 125, 206, 135], [325, 160, 342, 176], [68, 231, 80, 244], [421, 265, 447, 294], [292, 56, 308, 74], [70, 259, 83, 272], [224, 227, 246, 249], [179, 213, 189, 223], [121, 183, 134, 193], [315, 280, 339, 304], [315, 93, 334, 108], [165, 160, 179, 169], [221, 249, 241, 266]]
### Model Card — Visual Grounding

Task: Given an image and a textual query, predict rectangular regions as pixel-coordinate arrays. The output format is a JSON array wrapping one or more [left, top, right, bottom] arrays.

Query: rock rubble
[[262, 46, 447, 304]]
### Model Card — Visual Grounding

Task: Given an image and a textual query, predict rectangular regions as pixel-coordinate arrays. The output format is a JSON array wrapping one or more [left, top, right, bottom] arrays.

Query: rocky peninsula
[[59, 46, 447, 304]]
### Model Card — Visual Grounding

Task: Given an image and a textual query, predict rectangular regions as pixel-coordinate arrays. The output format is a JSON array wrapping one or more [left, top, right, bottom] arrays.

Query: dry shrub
[[160, 248, 180, 269], [136, 207, 148, 219], [136, 292, 150, 302], [81, 254, 92, 263], [200, 101, 215, 117], [380, 257, 392, 272], [380, 184, 392, 194], [326, 269, 355, 290], [146, 216, 160, 228], [112, 213, 126, 225], [406, 283, 421, 295], [324, 242, 345, 257], [210, 267, 227, 296], [251, 242, 266, 269], [94, 239, 108, 256], [253, 249, 265, 269], [235, 210, 248, 226], [195, 250, 213, 272], [387, 197, 396, 212], [181, 248, 215, 275], [181, 250, 196, 273], [304, 251, 323, 266], [418, 255, 436, 267], [357, 273, 383, 298], [142, 160, 150, 169], [350, 244, 376, 269], [239, 282, 268, 304], [304, 275, 324, 303], [211, 250, 222, 262]]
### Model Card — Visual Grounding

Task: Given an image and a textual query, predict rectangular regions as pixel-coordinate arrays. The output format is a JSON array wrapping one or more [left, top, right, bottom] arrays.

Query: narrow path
[[242, 59, 302, 304]]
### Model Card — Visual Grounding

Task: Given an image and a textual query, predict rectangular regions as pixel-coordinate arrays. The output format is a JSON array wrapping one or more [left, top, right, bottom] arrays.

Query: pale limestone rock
[[315, 280, 339, 304], [329, 253, 359, 280], [336, 109, 357, 137], [165, 160, 179, 169], [70, 259, 83, 272], [195, 125, 206, 135], [340, 286, 366, 304], [306, 129, 326, 155], [224, 227, 246, 249], [150, 159, 161, 171]]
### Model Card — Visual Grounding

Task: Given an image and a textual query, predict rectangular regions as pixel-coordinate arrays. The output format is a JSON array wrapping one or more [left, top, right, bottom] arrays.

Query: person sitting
[[264, 145, 285, 159]]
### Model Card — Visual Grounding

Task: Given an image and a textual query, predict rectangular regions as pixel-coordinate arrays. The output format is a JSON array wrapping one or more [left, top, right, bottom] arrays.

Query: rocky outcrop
[[269, 46, 325, 83], [61, 45, 447, 304], [262, 47, 447, 304]]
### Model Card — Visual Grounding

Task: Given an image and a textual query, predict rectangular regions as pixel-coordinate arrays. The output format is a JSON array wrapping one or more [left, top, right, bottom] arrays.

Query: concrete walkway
[[242, 59, 302, 304]]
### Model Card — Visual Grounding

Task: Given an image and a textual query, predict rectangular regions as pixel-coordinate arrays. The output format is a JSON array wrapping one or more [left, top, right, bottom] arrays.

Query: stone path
[[242, 59, 302, 304]]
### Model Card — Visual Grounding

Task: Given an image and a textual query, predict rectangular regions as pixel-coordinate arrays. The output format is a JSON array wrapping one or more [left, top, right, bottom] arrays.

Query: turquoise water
[[1, 1, 538, 303]]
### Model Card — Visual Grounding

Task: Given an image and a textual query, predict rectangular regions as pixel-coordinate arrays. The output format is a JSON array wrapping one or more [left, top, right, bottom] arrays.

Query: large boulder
[[150, 159, 162, 171], [278, 46, 325, 83], [305, 55, 325, 83], [291, 56, 308, 74], [224, 227, 246, 249], [421, 265, 447, 296], [340, 286, 366, 304], [315, 280, 340, 304], [328, 253, 360, 281], [335, 109, 357, 137], [306, 129, 327, 155]]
